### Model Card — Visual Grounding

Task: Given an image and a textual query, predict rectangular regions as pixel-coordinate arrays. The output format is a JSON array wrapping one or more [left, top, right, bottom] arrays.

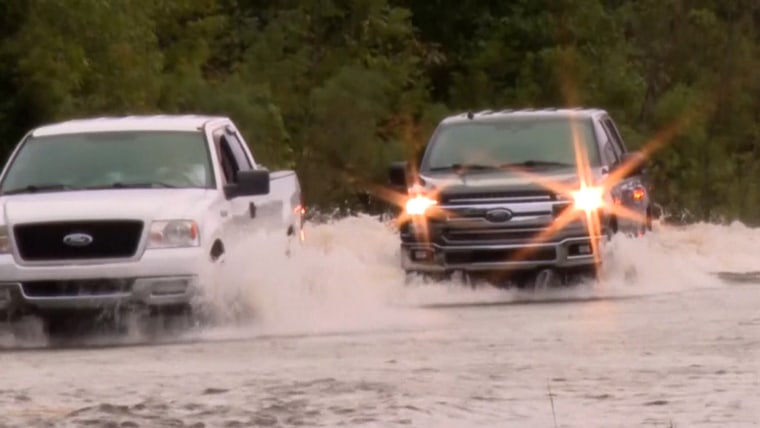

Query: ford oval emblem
[[484, 208, 513, 223], [62, 232, 94, 247]]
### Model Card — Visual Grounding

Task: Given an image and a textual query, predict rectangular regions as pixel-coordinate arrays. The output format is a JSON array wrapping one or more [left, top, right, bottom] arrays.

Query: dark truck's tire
[[403, 270, 452, 284], [520, 268, 562, 290]]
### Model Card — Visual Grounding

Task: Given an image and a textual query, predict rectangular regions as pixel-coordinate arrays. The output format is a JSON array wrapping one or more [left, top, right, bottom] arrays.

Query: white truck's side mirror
[[224, 169, 270, 199]]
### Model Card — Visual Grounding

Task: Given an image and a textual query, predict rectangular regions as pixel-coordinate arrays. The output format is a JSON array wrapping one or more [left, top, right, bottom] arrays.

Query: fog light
[[411, 249, 433, 262], [0, 288, 9, 302], [151, 280, 189, 296], [568, 243, 594, 257]]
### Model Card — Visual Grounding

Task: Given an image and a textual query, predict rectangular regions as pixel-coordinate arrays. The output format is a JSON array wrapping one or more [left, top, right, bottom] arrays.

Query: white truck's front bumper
[[0, 247, 205, 312]]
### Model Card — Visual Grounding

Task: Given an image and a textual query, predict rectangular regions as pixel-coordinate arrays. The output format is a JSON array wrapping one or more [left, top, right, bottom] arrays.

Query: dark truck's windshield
[[0, 131, 215, 194], [421, 116, 601, 172]]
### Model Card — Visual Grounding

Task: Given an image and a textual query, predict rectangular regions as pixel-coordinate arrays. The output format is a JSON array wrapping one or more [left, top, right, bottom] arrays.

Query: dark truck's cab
[[387, 108, 652, 287]]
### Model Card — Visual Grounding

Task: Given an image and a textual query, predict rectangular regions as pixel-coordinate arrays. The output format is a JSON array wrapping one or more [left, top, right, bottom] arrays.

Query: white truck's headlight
[[571, 186, 604, 212], [0, 226, 11, 254], [148, 220, 200, 248]]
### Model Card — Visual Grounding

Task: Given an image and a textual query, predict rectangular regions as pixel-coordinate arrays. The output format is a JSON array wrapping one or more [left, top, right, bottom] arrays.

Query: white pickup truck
[[0, 115, 303, 337]]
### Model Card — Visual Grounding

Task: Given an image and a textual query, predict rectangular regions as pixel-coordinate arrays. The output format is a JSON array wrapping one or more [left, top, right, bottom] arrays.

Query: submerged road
[[1, 279, 758, 428]]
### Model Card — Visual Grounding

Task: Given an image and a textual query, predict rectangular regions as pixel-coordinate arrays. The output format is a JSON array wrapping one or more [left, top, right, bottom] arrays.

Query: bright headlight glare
[[571, 187, 604, 211], [149, 220, 200, 248], [0, 226, 11, 254], [405, 195, 437, 216]]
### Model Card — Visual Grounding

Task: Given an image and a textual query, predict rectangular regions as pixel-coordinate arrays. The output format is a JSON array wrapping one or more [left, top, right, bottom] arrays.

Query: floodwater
[[1, 216, 759, 427]]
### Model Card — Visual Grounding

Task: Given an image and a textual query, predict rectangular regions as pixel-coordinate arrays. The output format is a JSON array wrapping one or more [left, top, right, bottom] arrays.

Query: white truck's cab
[[0, 115, 303, 327]]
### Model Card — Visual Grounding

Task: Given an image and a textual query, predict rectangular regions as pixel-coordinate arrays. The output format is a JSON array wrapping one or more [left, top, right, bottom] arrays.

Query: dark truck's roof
[[440, 108, 608, 125]]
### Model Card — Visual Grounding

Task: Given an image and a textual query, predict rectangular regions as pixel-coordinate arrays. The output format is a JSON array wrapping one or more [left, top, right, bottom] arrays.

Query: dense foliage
[[1, 1, 758, 223]]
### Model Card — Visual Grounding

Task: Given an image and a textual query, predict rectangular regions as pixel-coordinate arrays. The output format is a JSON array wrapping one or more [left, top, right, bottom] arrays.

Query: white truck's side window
[[213, 129, 237, 185], [213, 126, 256, 186], [224, 131, 253, 171]]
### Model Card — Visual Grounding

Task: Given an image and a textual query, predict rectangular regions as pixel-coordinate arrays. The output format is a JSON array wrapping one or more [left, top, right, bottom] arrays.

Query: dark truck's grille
[[438, 190, 556, 205], [442, 227, 544, 244], [445, 247, 557, 265], [13, 220, 144, 261], [403, 221, 555, 245]]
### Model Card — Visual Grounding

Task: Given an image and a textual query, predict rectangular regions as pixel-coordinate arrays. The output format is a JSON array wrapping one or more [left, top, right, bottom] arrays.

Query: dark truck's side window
[[601, 141, 619, 167], [599, 118, 623, 166], [602, 118, 627, 156]]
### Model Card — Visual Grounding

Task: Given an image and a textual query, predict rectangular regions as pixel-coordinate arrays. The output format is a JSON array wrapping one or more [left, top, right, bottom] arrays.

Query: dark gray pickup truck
[[388, 108, 652, 288]]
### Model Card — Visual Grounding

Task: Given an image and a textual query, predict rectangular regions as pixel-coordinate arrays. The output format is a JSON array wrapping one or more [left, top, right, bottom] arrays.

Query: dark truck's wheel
[[525, 268, 562, 290], [516, 266, 597, 290], [403, 270, 452, 284]]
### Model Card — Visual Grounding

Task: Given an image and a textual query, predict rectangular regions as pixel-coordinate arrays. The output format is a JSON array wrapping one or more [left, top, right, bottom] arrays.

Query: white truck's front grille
[[13, 220, 144, 262]]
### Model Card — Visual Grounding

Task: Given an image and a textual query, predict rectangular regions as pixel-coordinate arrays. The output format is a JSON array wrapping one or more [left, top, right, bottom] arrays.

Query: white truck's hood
[[1, 189, 217, 225]]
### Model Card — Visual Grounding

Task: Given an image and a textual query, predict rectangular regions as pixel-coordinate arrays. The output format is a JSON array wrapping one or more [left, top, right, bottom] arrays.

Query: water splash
[[190, 215, 760, 340]]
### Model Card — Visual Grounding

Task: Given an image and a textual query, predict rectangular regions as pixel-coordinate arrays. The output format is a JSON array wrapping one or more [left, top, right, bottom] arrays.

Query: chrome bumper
[[0, 276, 198, 312], [401, 236, 606, 273]]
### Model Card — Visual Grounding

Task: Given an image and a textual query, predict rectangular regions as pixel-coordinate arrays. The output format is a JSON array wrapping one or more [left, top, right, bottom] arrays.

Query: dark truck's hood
[[417, 166, 606, 197]]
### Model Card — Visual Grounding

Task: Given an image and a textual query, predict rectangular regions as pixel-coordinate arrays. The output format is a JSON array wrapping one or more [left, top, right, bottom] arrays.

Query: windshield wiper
[[2, 183, 81, 195], [428, 163, 500, 172], [429, 161, 572, 173], [500, 160, 573, 168], [86, 181, 179, 189]]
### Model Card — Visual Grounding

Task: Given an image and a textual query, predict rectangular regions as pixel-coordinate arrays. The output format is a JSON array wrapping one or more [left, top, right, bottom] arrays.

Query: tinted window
[[0, 131, 214, 192], [603, 118, 627, 154], [224, 132, 253, 170], [422, 117, 601, 170]]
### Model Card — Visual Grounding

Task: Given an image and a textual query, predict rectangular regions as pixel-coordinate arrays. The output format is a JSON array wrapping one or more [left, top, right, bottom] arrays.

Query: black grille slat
[[14, 220, 144, 261], [445, 248, 557, 264], [444, 228, 543, 243], [21, 279, 134, 297], [439, 190, 555, 205]]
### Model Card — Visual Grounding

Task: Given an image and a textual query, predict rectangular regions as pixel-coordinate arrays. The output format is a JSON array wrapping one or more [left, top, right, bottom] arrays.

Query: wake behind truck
[[388, 108, 652, 288]]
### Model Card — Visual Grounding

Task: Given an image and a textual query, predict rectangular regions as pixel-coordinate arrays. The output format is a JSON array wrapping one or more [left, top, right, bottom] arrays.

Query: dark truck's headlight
[[570, 186, 604, 212], [554, 186, 607, 218], [405, 195, 437, 216]]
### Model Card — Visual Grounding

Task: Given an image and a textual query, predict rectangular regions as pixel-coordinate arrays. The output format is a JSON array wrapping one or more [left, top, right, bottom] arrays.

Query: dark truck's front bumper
[[399, 212, 610, 274]]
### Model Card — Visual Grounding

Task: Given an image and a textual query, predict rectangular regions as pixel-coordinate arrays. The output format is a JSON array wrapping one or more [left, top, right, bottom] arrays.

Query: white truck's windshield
[[422, 117, 601, 172], [0, 131, 215, 194]]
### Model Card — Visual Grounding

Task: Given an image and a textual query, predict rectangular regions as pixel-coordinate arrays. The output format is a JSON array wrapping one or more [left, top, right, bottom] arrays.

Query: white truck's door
[[210, 125, 282, 237]]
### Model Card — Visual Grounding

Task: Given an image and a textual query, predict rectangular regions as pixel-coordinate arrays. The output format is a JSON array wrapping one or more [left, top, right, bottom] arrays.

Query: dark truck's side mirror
[[614, 151, 648, 177], [389, 144, 426, 189], [224, 169, 270, 198], [388, 161, 410, 189]]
